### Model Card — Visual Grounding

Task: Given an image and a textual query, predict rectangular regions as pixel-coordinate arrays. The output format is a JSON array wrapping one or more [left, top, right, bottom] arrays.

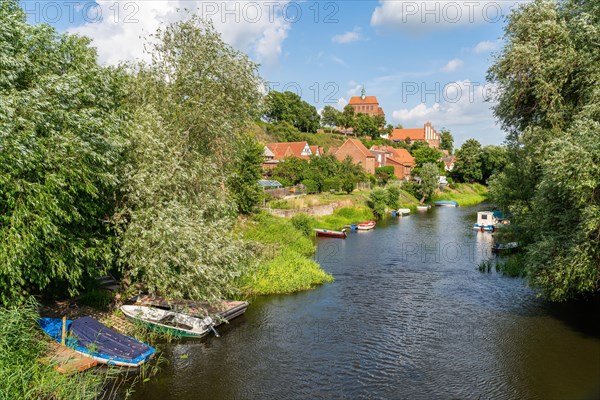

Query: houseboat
[[473, 211, 497, 231]]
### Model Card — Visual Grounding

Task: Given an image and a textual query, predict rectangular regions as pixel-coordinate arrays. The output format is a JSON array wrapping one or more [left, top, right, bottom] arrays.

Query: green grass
[[0, 301, 110, 400], [495, 254, 527, 278], [398, 189, 420, 211], [432, 183, 488, 207], [236, 212, 333, 295], [316, 206, 374, 230]]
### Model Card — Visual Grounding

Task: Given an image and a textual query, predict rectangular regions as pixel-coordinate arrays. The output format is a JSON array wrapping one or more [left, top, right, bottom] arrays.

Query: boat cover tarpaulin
[[70, 316, 149, 361], [39, 316, 154, 364]]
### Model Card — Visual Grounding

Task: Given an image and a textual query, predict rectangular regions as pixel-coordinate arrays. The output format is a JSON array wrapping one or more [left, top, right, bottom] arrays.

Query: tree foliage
[[320, 105, 340, 132], [417, 163, 439, 204], [116, 17, 262, 301], [453, 139, 483, 183], [439, 129, 454, 153], [0, 1, 128, 304], [487, 0, 600, 301], [264, 91, 320, 133]]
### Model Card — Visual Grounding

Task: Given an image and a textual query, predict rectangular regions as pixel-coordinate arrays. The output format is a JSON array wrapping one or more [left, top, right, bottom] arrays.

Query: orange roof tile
[[266, 142, 311, 160], [348, 96, 380, 105], [389, 128, 425, 141]]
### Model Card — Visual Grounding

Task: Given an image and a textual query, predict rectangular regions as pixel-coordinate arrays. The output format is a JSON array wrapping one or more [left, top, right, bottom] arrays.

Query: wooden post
[[61, 316, 67, 346]]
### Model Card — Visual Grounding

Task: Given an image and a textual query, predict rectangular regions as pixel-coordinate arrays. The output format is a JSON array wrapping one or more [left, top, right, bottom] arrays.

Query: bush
[[302, 179, 319, 194], [367, 188, 388, 217], [342, 178, 355, 194], [291, 214, 313, 236], [386, 186, 401, 210], [322, 177, 342, 192]]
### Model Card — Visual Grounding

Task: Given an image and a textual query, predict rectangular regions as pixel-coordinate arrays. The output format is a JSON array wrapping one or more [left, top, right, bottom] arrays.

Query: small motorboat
[[315, 228, 347, 238], [132, 296, 249, 327], [434, 200, 459, 207], [492, 242, 519, 254], [121, 305, 217, 338], [357, 221, 376, 230], [397, 208, 411, 215], [416, 205, 430, 211], [39, 316, 155, 367], [473, 211, 497, 231]]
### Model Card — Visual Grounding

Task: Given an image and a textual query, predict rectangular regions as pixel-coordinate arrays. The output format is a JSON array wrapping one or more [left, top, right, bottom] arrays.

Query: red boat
[[314, 228, 347, 238], [357, 221, 376, 231]]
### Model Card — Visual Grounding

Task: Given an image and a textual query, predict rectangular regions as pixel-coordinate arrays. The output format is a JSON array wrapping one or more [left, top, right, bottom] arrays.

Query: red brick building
[[348, 88, 385, 119], [387, 122, 441, 149], [334, 139, 376, 175], [370, 145, 415, 180]]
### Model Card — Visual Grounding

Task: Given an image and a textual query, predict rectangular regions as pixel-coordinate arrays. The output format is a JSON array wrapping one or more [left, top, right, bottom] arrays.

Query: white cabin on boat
[[476, 211, 497, 227]]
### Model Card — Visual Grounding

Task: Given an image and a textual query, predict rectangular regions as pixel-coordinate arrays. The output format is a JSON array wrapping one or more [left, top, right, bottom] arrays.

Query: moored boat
[[315, 228, 347, 238], [39, 316, 155, 367], [121, 305, 216, 338], [397, 208, 411, 215], [434, 200, 459, 207], [416, 205, 430, 211], [492, 242, 519, 254], [357, 221, 376, 230], [473, 211, 497, 231], [132, 296, 248, 327]]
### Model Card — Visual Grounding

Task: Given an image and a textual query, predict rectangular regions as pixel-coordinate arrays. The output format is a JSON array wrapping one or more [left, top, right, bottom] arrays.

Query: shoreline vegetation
[[236, 182, 487, 296]]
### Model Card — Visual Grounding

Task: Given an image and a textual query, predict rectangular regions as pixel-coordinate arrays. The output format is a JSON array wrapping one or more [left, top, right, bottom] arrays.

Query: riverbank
[[431, 183, 488, 207]]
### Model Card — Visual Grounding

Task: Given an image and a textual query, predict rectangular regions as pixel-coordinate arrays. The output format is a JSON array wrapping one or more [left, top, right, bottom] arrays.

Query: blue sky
[[21, 1, 524, 146]]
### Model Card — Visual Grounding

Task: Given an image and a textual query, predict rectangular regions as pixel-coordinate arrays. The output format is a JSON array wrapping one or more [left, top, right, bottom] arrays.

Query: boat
[[434, 200, 459, 207], [132, 296, 248, 327], [492, 242, 519, 254], [416, 205, 430, 211], [314, 228, 347, 238], [121, 305, 217, 338], [39, 316, 155, 367], [473, 211, 498, 231], [397, 208, 411, 215], [356, 221, 376, 230]]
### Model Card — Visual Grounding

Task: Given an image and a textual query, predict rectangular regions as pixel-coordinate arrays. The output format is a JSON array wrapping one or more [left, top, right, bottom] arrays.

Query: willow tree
[[487, 0, 600, 301], [0, 0, 128, 305], [116, 17, 263, 301]]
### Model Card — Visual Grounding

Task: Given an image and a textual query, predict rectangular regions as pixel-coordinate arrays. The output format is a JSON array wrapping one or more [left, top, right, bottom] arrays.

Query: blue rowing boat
[[434, 200, 459, 207], [39, 316, 155, 367]]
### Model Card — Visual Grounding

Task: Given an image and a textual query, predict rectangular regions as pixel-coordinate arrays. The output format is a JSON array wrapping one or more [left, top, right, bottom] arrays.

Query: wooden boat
[[315, 228, 347, 238], [39, 316, 155, 367], [356, 221, 376, 230], [434, 200, 459, 207], [121, 305, 216, 338], [132, 296, 248, 327], [492, 242, 519, 254]]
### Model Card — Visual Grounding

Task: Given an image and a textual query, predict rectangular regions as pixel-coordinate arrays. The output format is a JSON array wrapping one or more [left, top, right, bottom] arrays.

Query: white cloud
[[441, 58, 464, 72], [337, 97, 348, 110], [346, 81, 363, 98], [473, 40, 500, 53], [331, 56, 348, 67], [392, 80, 501, 144], [331, 27, 361, 44], [371, 1, 518, 34], [69, 1, 291, 66]]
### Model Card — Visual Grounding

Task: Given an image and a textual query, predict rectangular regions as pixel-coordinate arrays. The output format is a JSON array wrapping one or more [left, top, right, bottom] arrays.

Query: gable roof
[[389, 128, 425, 141], [265, 142, 311, 160], [369, 145, 415, 166], [337, 139, 374, 158]]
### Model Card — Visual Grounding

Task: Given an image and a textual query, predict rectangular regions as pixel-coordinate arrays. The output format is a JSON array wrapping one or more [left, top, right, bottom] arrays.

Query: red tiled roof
[[266, 142, 311, 160], [348, 96, 380, 105], [389, 148, 415, 166], [389, 128, 425, 141], [341, 139, 374, 158]]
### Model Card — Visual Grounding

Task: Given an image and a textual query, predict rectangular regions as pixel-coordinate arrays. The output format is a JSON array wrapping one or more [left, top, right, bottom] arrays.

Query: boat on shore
[[121, 305, 217, 338], [357, 221, 376, 230], [315, 228, 347, 238], [434, 200, 459, 207], [397, 208, 411, 215], [39, 316, 155, 367], [132, 296, 248, 326], [416, 205, 431, 211]]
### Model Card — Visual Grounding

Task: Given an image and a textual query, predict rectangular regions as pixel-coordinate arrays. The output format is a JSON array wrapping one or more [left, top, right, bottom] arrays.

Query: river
[[125, 204, 600, 399]]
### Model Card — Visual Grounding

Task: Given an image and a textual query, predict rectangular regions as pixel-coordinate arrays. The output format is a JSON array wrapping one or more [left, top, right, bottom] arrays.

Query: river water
[[126, 204, 600, 399]]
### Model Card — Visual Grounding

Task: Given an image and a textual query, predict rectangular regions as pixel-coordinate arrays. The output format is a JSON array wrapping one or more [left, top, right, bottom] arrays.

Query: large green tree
[[480, 145, 508, 183], [0, 1, 128, 305], [117, 17, 263, 301], [487, 0, 600, 301], [439, 129, 454, 154], [417, 163, 439, 204], [320, 105, 340, 133], [264, 91, 320, 133], [453, 139, 483, 183]]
